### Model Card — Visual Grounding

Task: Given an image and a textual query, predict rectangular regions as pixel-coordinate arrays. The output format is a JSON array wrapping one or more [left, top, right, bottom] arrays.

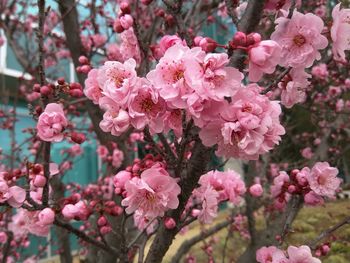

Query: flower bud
[[164, 217, 176, 229], [38, 208, 55, 225], [40, 85, 52, 96]]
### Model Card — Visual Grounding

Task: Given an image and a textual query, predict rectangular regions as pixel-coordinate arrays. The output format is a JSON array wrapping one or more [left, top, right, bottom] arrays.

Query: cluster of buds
[[229, 31, 262, 50], [33, 83, 56, 97], [315, 243, 331, 257], [76, 55, 91, 74], [193, 36, 218, 52], [57, 78, 84, 98], [113, 2, 134, 33], [114, 153, 164, 196]]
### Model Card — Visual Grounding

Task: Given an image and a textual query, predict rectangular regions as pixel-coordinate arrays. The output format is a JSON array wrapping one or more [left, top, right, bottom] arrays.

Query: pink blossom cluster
[[271, 10, 328, 69], [84, 39, 285, 160], [256, 245, 321, 263], [190, 170, 246, 224], [121, 163, 181, 219], [271, 162, 341, 209], [199, 84, 285, 160], [36, 103, 68, 142], [331, 4, 350, 61]]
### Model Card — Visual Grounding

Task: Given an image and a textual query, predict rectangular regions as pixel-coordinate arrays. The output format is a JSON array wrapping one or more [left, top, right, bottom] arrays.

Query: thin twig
[[308, 216, 350, 249]]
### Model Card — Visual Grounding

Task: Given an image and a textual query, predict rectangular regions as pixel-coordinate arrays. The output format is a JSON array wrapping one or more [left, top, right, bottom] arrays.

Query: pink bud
[[232, 31, 247, 47], [33, 175, 47, 188], [100, 226, 112, 235], [141, 0, 153, 5], [0, 232, 8, 243], [78, 56, 89, 64], [191, 209, 201, 217], [38, 208, 55, 225], [199, 37, 217, 52], [70, 82, 82, 90], [120, 14, 133, 30], [113, 19, 124, 33], [33, 83, 41, 92], [194, 36, 204, 46], [69, 89, 84, 98], [321, 244, 330, 255], [40, 85, 52, 96], [249, 184, 263, 197], [97, 216, 107, 226], [164, 217, 176, 229], [71, 132, 86, 144], [80, 65, 91, 74], [120, 2, 131, 14], [287, 185, 297, 194]]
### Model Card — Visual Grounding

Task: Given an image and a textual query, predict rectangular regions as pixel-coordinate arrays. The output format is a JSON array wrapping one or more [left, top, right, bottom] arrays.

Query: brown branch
[[262, 67, 291, 95], [229, 0, 265, 70], [308, 216, 350, 249], [1, 232, 13, 263], [54, 218, 118, 255], [145, 138, 211, 263], [171, 220, 232, 263]]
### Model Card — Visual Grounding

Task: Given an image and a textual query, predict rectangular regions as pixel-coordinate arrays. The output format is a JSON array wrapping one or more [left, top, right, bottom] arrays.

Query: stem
[[308, 216, 350, 249]]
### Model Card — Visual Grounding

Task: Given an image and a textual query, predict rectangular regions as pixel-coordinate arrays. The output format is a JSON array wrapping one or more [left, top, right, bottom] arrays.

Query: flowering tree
[[0, 0, 349, 262]]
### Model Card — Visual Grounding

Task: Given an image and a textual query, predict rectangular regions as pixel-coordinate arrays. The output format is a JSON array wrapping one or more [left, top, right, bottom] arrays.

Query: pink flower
[[279, 68, 310, 108], [200, 84, 285, 160], [304, 191, 324, 206], [114, 170, 132, 194], [37, 103, 68, 142], [249, 184, 263, 197], [62, 204, 79, 220], [331, 4, 350, 61], [84, 69, 103, 104], [100, 108, 130, 136], [147, 43, 205, 109], [128, 81, 166, 133], [38, 208, 55, 225], [307, 162, 341, 198], [9, 209, 50, 237], [112, 148, 124, 168], [62, 201, 90, 221], [271, 11, 328, 68], [264, 0, 301, 11], [70, 144, 83, 156], [97, 145, 109, 159], [301, 147, 313, 159], [287, 245, 321, 263], [198, 170, 246, 204], [0, 180, 26, 208], [121, 164, 181, 218], [256, 246, 286, 263], [120, 28, 141, 64], [192, 185, 219, 224], [91, 34, 107, 48], [133, 210, 157, 234], [188, 53, 243, 101], [98, 58, 138, 107], [248, 40, 281, 82], [311, 63, 328, 79], [271, 171, 290, 198], [158, 35, 184, 57], [0, 232, 7, 243], [106, 43, 123, 61]]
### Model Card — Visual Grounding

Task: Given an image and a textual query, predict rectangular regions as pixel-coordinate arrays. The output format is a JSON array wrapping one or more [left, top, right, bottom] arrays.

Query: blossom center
[[173, 69, 184, 82], [145, 192, 156, 202], [293, 34, 306, 47], [113, 76, 125, 88], [317, 174, 328, 186], [141, 98, 154, 112]]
